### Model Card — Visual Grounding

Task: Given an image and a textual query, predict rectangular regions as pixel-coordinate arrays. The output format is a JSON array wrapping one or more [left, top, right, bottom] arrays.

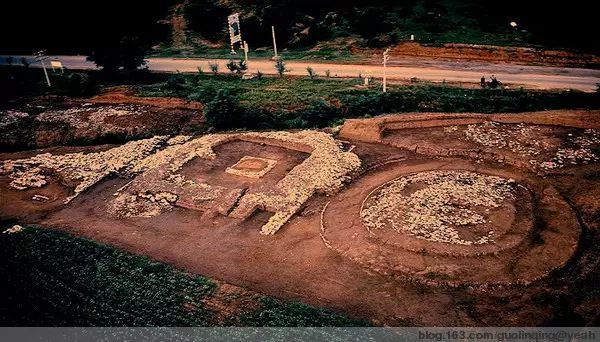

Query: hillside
[[173, 0, 598, 52], [1, 1, 598, 56]]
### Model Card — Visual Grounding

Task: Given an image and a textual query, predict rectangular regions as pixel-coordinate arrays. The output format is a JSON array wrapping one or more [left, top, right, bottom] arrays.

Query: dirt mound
[[87, 86, 203, 111], [0, 100, 202, 150], [340, 110, 600, 172], [379, 42, 600, 68], [108, 131, 360, 235], [321, 160, 580, 286]]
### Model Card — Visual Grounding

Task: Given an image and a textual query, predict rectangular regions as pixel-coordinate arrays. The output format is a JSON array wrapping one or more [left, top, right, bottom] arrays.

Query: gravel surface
[[361, 170, 515, 245]]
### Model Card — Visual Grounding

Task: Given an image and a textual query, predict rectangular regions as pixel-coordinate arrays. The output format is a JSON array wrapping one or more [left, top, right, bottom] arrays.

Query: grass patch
[[137, 74, 600, 131], [0, 226, 367, 326], [149, 47, 358, 62], [240, 297, 366, 327]]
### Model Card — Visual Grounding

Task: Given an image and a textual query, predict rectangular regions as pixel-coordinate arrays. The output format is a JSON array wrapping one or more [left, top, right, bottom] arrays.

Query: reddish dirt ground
[[1, 111, 599, 326], [0, 93, 203, 151], [179, 140, 308, 191], [86, 86, 203, 111], [363, 42, 600, 68]]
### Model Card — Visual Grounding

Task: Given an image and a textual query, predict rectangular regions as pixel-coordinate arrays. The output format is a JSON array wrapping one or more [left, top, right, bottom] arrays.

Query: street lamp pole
[[271, 26, 278, 59], [35, 51, 51, 87], [40, 59, 51, 87]]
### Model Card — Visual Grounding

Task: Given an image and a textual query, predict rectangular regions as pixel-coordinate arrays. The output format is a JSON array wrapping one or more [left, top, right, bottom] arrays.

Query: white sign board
[[50, 60, 63, 70], [228, 13, 242, 46]]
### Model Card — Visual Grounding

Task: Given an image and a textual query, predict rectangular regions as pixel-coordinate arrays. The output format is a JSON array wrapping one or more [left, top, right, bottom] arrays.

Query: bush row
[[204, 86, 600, 130]]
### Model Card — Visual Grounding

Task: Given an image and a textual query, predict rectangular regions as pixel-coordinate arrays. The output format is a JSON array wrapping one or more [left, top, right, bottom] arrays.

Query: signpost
[[382, 48, 390, 93], [243, 41, 249, 64], [228, 13, 242, 54], [34, 50, 51, 87], [50, 60, 64, 73]]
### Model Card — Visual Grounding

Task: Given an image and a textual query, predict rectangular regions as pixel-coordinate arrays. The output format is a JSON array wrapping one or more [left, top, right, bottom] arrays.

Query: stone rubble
[[361, 170, 515, 245], [111, 130, 361, 235], [464, 122, 548, 157], [0, 110, 29, 129], [0, 136, 176, 202], [35, 105, 147, 132], [457, 122, 600, 170], [3, 225, 24, 234], [32, 194, 50, 202]]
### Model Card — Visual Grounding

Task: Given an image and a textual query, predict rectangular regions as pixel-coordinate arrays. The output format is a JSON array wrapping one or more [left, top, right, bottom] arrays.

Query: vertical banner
[[228, 13, 242, 51]]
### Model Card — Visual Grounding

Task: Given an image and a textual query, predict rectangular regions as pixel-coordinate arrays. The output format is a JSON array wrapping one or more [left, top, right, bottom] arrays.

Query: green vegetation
[[275, 58, 287, 77], [137, 74, 600, 130], [149, 46, 359, 62], [87, 36, 148, 73], [0, 226, 367, 326], [176, 0, 596, 53], [225, 59, 248, 74]]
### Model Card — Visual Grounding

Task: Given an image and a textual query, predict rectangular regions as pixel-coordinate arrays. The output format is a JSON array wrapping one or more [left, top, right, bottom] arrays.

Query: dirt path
[[2, 55, 599, 92]]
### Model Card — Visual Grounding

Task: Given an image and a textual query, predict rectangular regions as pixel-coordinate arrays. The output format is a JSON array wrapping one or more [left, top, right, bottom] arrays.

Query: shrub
[[187, 85, 218, 103], [165, 74, 186, 90], [299, 99, 340, 127], [306, 66, 316, 80], [20, 57, 30, 68], [209, 63, 219, 75], [237, 60, 248, 74], [275, 58, 287, 77], [66, 73, 98, 97], [226, 60, 238, 73], [87, 36, 147, 73], [203, 89, 240, 129]]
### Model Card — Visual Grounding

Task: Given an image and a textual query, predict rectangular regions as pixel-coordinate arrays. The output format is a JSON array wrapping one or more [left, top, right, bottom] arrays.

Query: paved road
[[2, 55, 599, 92]]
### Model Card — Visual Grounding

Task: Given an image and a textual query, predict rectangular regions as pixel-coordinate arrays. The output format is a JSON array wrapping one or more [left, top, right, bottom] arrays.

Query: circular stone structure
[[321, 159, 581, 286]]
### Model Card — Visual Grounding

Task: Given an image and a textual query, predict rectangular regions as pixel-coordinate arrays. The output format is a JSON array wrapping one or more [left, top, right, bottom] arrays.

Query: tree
[[275, 58, 287, 77], [87, 36, 147, 73], [20, 57, 30, 69]]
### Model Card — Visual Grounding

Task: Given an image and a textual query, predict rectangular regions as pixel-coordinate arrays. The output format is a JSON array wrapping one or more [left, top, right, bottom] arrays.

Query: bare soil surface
[[86, 86, 203, 110], [1, 110, 599, 326], [364, 42, 600, 69], [0, 93, 203, 151], [179, 140, 308, 191]]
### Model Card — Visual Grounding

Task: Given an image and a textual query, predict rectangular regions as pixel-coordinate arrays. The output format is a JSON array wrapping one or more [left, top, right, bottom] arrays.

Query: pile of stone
[[0, 136, 176, 202], [3, 225, 24, 234], [543, 129, 600, 169], [464, 122, 548, 157], [111, 130, 361, 235], [361, 170, 515, 245], [0, 110, 29, 129], [35, 104, 146, 130], [110, 191, 179, 218]]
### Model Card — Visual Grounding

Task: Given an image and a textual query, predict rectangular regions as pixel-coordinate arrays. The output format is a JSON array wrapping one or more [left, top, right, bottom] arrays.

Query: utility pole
[[271, 26, 278, 59], [35, 50, 51, 87], [382, 48, 390, 93]]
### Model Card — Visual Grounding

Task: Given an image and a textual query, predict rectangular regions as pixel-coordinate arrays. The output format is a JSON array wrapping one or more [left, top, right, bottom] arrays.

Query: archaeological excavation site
[[1, 96, 599, 327]]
